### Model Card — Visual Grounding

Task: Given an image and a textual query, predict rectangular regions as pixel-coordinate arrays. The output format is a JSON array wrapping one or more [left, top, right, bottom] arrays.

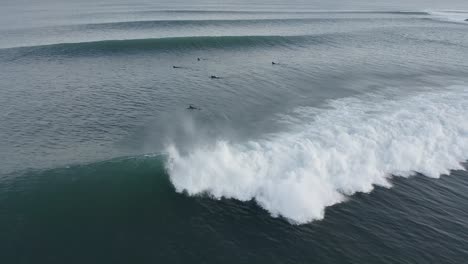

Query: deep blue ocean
[[1, 0, 468, 263]]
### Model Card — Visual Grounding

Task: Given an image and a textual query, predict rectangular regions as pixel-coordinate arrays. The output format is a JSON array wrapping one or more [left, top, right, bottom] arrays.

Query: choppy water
[[1, 0, 468, 263]]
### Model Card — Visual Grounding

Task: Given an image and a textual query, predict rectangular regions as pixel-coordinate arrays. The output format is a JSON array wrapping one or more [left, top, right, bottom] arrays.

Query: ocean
[[1, 0, 468, 263]]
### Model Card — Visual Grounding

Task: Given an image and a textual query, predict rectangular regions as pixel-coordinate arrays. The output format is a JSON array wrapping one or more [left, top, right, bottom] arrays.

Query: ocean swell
[[1, 35, 320, 58], [166, 85, 468, 224]]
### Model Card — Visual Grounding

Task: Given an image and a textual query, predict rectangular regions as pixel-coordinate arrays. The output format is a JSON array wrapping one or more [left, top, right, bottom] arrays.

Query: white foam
[[427, 11, 468, 23], [166, 86, 468, 224]]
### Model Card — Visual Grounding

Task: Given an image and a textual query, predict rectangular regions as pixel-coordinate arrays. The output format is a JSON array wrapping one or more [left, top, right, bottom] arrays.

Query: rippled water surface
[[1, 0, 468, 263]]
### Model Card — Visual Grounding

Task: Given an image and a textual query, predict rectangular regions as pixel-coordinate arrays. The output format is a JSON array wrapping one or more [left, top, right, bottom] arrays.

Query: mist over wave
[[166, 85, 468, 223]]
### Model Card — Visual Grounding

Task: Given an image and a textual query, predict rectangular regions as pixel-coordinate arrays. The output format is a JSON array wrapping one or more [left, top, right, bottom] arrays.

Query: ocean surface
[[1, 0, 468, 263]]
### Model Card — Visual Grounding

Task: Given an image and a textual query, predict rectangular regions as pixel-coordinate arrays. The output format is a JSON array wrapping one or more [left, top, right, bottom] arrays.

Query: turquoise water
[[2, 158, 468, 263], [1, 0, 468, 263]]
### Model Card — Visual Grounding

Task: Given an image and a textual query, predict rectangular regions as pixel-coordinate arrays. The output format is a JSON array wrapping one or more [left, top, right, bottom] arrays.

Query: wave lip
[[166, 86, 468, 224]]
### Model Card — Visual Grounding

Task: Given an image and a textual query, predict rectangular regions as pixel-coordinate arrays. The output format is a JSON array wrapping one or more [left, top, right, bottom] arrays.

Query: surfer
[[210, 75, 220, 79], [197, 58, 201, 61], [173, 66, 181, 69], [187, 104, 199, 110], [272, 61, 277, 65]]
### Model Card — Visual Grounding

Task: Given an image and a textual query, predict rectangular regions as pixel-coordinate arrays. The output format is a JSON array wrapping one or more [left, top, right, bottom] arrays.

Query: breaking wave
[[427, 11, 468, 24], [166, 85, 468, 224]]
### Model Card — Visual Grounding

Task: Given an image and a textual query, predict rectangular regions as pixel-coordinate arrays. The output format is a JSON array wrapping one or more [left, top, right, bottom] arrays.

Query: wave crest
[[166, 86, 468, 224], [2, 35, 320, 58]]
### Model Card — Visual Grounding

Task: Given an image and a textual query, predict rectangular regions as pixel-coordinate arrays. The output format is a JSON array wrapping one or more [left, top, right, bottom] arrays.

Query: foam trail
[[166, 86, 468, 224]]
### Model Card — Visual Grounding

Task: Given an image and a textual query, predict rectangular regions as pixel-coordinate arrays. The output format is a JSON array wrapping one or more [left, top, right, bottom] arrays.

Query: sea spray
[[166, 86, 468, 223]]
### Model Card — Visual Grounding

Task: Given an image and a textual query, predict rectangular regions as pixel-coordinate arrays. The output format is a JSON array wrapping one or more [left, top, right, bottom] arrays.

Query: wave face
[[166, 85, 468, 223], [4, 35, 317, 58]]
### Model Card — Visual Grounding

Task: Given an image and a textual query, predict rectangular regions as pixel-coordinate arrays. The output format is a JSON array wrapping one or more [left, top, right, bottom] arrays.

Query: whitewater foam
[[427, 11, 468, 23], [166, 86, 468, 224]]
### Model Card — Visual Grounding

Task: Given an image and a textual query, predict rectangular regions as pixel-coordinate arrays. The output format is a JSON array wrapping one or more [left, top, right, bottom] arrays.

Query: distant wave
[[91, 9, 429, 16], [0, 10, 433, 51], [78, 17, 375, 30], [427, 11, 468, 24], [74, 11, 430, 29], [53, 10, 429, 30], [166, 85, 468, 224], [65, 10, 430, 30], [1, 35, 327, 57], [155, 10, 428, 14]]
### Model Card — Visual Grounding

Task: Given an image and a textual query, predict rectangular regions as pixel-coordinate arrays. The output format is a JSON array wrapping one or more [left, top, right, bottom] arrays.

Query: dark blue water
[[1, 0, 468, 263]]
